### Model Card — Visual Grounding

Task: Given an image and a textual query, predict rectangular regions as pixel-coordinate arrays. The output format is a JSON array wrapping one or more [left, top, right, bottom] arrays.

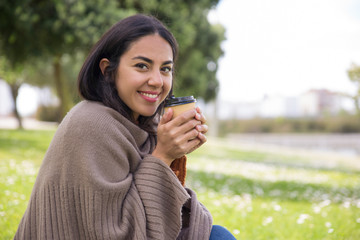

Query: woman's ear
[[99, 58, 110, 75]]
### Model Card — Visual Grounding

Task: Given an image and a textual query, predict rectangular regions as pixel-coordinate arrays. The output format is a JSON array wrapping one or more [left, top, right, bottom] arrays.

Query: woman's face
[[115, 34, 173, 120]]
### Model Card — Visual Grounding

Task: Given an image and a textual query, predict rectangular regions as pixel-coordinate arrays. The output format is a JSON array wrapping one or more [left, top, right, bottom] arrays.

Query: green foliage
[[0, 0, 135, 119], [0, 0, 130, 65], [348, 63, 360, 86], [0, 57, 24, 85], [347, 63, 360, 116]]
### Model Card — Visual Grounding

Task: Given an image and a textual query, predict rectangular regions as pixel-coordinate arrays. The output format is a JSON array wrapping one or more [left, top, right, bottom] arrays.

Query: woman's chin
[[139, 110, 158, 118]]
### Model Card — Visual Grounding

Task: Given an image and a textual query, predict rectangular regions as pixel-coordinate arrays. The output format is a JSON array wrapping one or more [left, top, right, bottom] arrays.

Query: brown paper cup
[[164, 101, 196, 118], [164, 95, 196, 119]]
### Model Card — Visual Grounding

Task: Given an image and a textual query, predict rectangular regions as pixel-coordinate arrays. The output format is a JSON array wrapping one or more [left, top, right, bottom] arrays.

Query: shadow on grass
[[187, 169, 360, 203]]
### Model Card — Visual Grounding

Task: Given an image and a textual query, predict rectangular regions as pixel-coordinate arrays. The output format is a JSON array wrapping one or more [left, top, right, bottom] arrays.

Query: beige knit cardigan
[[15, 101, 212, 240]]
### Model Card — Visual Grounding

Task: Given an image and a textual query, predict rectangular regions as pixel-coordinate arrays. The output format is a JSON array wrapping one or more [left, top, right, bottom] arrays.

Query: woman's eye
[[162, 66, 172, 73], [135, 63, 148, 70]]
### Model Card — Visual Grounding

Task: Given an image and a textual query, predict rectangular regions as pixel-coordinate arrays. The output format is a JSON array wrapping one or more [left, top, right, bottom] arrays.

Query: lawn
[[1, 129, 360, 239], [187, 138, 360, 239], [0, 129, 55, 239]]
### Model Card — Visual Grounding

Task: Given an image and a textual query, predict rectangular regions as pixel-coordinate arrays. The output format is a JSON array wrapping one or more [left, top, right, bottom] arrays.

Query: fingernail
[[200, 132, 207, 139]]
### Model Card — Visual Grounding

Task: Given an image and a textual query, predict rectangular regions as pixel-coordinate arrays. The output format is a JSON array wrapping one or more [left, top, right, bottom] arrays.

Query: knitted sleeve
[[176, 188, 213, 240]]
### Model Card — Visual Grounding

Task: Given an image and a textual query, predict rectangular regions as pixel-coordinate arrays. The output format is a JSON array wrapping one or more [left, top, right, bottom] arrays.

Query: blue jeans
[[209, 225, 237, 240]]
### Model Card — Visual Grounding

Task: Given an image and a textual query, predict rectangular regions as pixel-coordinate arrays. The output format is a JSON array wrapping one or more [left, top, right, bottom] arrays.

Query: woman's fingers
[[185, 136, 206, 154], [179, 119, 202, 134], [168, 108, 208, 145], [181, 131, 207, 154], [197, 132, 207, 143], [196, 124, 208, 134], [160, 108, 173, 124], [182, 128, 200, 141], [195, 107, 207, 124], [154, 106, 208, 162], [171, 109, 197, 126]]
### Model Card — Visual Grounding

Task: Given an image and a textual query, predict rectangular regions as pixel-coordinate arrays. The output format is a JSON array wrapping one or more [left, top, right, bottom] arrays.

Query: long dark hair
[[78, 14, 178, 134]]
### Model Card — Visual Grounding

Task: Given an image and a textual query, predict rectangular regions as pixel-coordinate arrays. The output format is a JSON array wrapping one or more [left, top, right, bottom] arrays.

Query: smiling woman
[[13, 14, 226, 240], [99, 34, 173, 120]]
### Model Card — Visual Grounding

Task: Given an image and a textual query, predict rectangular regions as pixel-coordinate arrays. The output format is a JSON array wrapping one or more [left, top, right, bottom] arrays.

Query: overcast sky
[[209, 0, 360, 102]]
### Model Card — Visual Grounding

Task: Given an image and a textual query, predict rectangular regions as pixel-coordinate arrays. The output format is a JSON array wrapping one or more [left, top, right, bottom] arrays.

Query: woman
[[15, 14, 236, 240]]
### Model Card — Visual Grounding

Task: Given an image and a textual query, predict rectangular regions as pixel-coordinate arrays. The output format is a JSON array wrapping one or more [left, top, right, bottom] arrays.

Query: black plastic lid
[[164, 95, 196, 107]]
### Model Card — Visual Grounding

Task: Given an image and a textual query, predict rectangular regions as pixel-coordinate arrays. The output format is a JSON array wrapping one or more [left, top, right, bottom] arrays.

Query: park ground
[[1, 117, 360, 239]]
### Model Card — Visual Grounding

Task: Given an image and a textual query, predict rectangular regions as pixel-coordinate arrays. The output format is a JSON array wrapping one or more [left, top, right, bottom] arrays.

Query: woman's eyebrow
[[132, 56, 153, 63], [163, 60, 173, 65], [132, 56, 173, 65]]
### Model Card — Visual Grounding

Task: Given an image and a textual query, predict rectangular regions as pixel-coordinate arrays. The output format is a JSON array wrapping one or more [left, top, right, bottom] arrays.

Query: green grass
[[1, 129, 360, 239], [0, 129, 55, 239], [187, 138, 360, 239]]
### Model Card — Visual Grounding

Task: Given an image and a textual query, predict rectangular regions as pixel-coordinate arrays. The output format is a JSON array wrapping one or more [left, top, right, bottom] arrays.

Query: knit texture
[[15, 101, 212, 240]]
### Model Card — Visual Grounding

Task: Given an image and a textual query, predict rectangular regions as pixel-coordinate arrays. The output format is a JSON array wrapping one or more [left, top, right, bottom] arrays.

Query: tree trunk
[[9, 82, 23, 129], [53, 55, 70, 121]]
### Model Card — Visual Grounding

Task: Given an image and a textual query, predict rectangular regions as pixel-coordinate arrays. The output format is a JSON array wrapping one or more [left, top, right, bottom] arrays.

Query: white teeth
[[140, 92, 158, 98]]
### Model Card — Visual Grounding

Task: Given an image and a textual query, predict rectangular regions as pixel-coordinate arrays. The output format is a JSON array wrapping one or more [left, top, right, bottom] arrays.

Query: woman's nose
[[148, 70, 163, 87]]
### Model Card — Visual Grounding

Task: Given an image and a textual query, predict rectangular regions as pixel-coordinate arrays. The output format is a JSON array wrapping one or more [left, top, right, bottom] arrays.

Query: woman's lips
[[138, 91, 160, 103]]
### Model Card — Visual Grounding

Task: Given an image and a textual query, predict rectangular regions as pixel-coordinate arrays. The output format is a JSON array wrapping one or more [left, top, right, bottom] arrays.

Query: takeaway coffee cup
[[164, 95, 197, 118]]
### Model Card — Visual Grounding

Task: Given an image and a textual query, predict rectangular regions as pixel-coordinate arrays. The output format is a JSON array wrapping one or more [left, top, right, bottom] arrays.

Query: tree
[[0, 0, 132, 120], [347, 63, 360, 116], [1, 0, 225, 123], [0, 57, 25, 128]]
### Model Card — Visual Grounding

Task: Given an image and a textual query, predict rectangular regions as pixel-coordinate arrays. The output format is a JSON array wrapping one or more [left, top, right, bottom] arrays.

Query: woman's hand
[[152, 107, 208, 166], [194, 106, 208, 142]]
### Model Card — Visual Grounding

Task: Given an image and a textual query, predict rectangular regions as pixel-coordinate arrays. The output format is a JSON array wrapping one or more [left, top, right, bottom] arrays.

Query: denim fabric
[[209, 225, 237, 240]]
